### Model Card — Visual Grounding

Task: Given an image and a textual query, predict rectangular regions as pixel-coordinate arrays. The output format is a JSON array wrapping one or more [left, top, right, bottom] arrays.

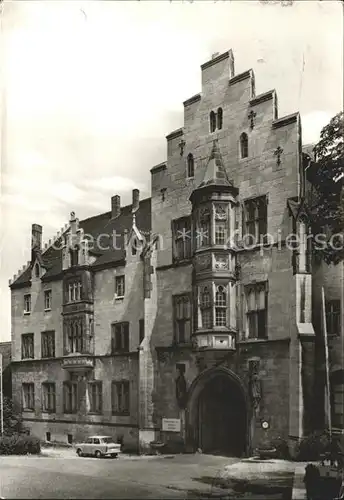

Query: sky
[[1, 0, 343, 341]]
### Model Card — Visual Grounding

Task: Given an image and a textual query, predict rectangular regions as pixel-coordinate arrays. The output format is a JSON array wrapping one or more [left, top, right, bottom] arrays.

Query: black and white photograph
[[0, 0, 343, 498]]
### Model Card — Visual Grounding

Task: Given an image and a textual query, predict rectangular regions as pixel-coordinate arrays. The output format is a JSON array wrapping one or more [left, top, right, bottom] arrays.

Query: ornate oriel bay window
[[63, 316, 94, 355], [189, 140, 239, 351], [197, 282, 232, 331], [193, 202, 236, 250]]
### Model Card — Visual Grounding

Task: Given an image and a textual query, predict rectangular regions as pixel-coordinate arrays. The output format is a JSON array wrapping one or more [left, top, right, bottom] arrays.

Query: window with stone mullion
[[245, 284, 267, 339], [174, 295, 191, 344], [199, 285, 213, 329], [215, 285, 227, 327]]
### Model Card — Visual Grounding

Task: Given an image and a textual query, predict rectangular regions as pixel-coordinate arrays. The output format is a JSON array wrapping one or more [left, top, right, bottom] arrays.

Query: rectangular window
[[326, 300, 341, 336], [245, 283, 268, 339], [41, 331, 55, 358], [68, 282, 82, 302], [111, 322, 129, 353], [21, 333, 34, 359], [243, 196, 267, 244], [42, 382, 56, 412], [115, 276, 125, 298], [63, 382, 78, 413], [200, 286, 212, 329], [65, 319, 84, 354], [215, 221, 226, 246], [173, 294, 191, 344], [172, 217, 192, 262], [22, 383, 35, 410], [332, 384, 344, 429], [215, 285, 227, 327], [24, 294, 31, 314], [88, 382, 102, 413], [44, 290, 52, 311], [139, 319, 145, 344], [112, 381, 130, 415]]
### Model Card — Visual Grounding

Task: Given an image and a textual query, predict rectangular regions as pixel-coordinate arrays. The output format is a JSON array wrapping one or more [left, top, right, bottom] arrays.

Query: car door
[[93, 438, 101, 454], [83, 437, 93, 455]]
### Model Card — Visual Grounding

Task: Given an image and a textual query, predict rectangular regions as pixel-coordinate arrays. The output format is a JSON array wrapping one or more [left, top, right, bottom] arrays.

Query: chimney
[[69, 211, 79, 234], [31, 224, 42, 250], [111, 195, 121, 218], [132, 189, 140, 213]]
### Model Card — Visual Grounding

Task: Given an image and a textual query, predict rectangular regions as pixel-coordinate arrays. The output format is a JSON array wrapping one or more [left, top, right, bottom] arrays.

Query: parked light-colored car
[[75, 435, 122, 458]]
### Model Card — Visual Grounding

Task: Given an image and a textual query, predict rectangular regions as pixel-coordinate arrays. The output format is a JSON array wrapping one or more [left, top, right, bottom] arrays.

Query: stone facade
[[9, 49, 343, 454]]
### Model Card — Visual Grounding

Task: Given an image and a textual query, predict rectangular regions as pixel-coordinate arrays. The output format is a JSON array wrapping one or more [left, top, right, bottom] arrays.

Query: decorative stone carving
[[195, 254, 211, 271], [214, 255, 229, 270], [274, 146, 283, 166], [214, 204, 227, 221], [249, 359, 262, 412], [199, 207, 211, 223]]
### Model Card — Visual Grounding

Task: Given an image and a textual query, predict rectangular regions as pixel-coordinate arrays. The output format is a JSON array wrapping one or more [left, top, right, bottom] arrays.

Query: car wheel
[[111, 453, 118, 459], [95, 450, 102, 458], [76, 449, 83, 457]]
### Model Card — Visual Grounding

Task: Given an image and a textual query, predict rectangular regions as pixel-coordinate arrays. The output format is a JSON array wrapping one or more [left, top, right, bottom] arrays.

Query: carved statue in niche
[[175, 364, 187, 409], [249, 360, 262, 412]]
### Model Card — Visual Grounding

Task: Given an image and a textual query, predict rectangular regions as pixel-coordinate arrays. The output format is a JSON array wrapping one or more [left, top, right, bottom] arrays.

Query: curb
[[292, 463, 306, 500]]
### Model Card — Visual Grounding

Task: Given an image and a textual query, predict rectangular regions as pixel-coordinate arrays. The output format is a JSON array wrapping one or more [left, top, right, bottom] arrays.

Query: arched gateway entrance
[[186, 367, 248, 457]]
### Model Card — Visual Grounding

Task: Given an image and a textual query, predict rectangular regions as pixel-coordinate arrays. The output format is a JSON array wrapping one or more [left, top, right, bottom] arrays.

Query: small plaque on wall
[[162, 418, 181, 432]]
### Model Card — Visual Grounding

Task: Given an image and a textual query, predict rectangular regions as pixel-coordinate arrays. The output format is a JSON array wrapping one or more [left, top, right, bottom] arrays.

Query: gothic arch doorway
[[186, 367, 248, 457]]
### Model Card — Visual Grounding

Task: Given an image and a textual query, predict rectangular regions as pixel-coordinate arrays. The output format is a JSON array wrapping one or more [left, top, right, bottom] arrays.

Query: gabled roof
[[10, 198, 151, 288], [198, 140, 234, 189]]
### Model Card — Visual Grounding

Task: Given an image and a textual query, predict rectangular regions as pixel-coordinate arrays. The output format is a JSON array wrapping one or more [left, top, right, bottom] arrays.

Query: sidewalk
[[291, 462, 307, 500]]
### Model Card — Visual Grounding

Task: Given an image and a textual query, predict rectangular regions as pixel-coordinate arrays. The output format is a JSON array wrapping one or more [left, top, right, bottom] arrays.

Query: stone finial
[[9, 279, 12, 286], [44, 243, 48, 250], [70, 211, 76, 221], [48, 239, 52, 246], [27, 260, 31, 267], [13, 274, 17, 281]]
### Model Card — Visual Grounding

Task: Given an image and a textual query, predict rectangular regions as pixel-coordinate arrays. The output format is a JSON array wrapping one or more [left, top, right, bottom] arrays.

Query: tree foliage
[[306, 111, 344, 264], [2, 396, 26, 435]]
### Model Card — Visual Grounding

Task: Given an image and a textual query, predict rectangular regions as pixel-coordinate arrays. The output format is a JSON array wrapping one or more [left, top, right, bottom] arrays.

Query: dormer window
[[217, 108, 223, 130], [240, 133, 248, 158], [210, 111, 216, 133], [34, 263, 40, 278], [187, 154, 195, 178]]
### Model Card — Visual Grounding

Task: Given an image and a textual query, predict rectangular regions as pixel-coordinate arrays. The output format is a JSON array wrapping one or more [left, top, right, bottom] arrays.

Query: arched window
[[35, 263, 40, 278], [217, 108, 223, 130], [187, 153, 194, 178], [132, 239, 137, 255], [240, 133, 248, 158], [210, 111, 216, 133], [215, 285, 227, 326]]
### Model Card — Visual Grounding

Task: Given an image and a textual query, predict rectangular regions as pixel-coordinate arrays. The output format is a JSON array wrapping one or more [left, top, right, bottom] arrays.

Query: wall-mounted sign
[[162, 418, 181, 432], [261, 421, 269, 430]]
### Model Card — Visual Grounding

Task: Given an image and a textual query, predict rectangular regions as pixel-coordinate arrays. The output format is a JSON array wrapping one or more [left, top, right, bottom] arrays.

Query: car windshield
[[102, 437, 114, 444]]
